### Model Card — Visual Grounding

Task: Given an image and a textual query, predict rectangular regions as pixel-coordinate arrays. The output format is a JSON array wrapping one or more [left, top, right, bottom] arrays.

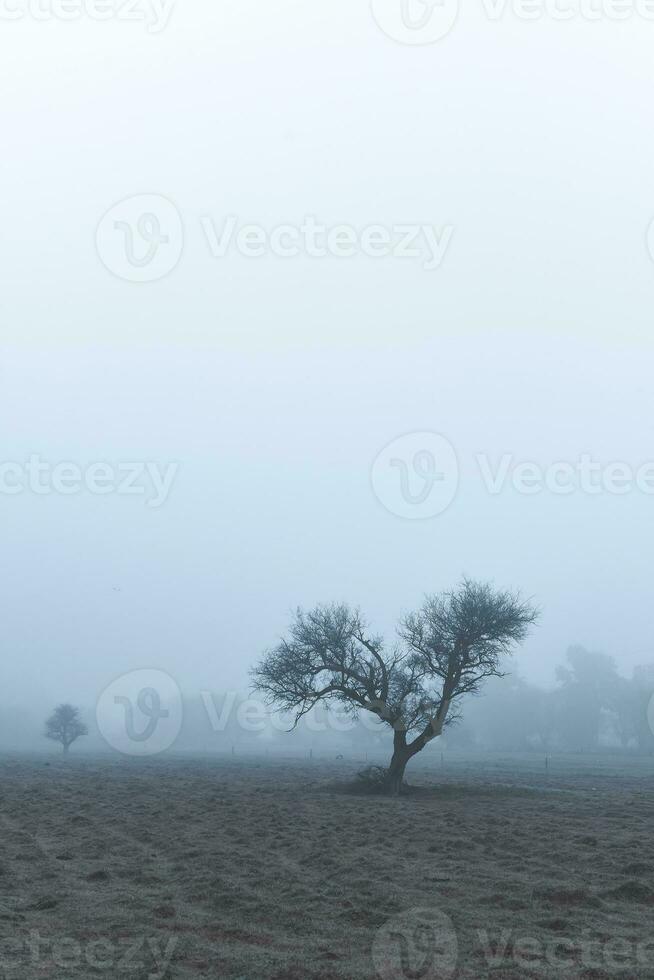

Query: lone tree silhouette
[[252, 580, 538, 794], [44, 704, 88, 757]]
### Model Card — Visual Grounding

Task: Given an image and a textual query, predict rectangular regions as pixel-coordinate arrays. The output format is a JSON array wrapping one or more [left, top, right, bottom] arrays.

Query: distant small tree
[[44, 704, 88, 757], [252, 580, 538, 794]]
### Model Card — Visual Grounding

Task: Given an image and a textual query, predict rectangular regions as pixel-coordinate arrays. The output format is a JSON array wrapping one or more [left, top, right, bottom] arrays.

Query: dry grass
[[1, 753, 654, 978]]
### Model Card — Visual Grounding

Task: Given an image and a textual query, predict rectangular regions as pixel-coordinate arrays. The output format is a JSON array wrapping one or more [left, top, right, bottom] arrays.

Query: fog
[[2, 2, 654, 753]]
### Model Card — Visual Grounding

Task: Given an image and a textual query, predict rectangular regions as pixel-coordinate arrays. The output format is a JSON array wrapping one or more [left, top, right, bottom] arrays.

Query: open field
[[2, 753, 654, 979]]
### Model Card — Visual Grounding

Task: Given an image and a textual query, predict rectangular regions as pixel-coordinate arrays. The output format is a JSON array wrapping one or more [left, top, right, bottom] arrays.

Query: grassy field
[[2, 752, 654, 979]]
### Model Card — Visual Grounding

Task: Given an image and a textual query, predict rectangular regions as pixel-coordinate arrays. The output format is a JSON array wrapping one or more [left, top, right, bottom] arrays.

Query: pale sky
[[1, 1, 653, 714]]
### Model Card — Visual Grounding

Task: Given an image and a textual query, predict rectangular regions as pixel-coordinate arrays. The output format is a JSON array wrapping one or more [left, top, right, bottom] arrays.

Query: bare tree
[[252, 580, 539, 794], [44, 704, 88, 757]]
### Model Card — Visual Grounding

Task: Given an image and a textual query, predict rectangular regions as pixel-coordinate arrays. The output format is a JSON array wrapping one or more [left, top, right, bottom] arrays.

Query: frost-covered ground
[[1, 752, 653, 979]]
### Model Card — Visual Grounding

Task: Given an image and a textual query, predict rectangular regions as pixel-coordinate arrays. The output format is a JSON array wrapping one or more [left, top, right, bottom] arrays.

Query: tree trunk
[[386, 731, 412, 796], [386, 752, 410, 795]]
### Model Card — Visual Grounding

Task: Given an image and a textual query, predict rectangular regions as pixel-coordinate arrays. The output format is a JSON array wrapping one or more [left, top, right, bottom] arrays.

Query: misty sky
[[1, 1, 653, 714]]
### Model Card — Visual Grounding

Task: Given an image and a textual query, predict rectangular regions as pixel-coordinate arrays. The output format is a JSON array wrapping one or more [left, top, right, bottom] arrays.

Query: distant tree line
[[444, 646, 654, 754], [31, 645, 652, 763]]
